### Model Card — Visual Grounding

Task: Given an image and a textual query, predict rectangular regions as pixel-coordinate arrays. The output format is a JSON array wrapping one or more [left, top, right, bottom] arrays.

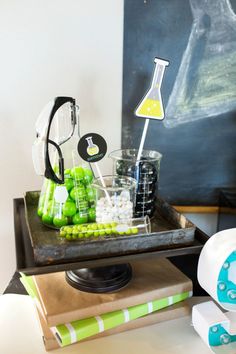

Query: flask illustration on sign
[[86, 136, 99, 156], [165, 0, 236, 128], [135, 58, 169, 120]]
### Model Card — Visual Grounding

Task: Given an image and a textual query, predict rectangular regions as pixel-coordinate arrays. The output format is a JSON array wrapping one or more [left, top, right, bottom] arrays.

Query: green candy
[[83, 168, 93, 184], [61, 220, 138, 241], [64, 169, 71, 177], [70, 186, 86, 201], [53, 215, 68, 227], [98, 223, 104, 230], [60, 230, 66, 237], [78, 200, 88, 211], [72, 212, 88, 225], [86, 186, 96, 203], [46, 200, 54, 213], [63, 226, 71, 233], [37, 208, 43, 217], [42, 213, 53, 225], [131, 228, 138, 234], [71, 166, 84, 181], [45, 181, 55, 199], [62, 201, 77, 217], [65, 178, 74, 191], [104, 223, 111, 229], [91, 224, 97, 230]]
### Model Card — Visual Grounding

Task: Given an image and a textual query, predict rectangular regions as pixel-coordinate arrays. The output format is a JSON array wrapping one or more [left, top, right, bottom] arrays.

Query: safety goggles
[[32, 96, 79, 184]]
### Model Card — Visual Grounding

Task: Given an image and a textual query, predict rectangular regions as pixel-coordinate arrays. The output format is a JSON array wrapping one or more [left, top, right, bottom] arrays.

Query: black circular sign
[[77, 133, 107, 163]]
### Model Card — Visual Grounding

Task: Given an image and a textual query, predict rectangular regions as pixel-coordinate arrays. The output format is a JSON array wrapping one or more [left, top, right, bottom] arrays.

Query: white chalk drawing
[[164, 0, 236, 128]]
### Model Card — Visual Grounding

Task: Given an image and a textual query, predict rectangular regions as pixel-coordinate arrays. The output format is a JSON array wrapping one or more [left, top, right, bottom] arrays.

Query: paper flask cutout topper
[[135, 58, 169, 120]]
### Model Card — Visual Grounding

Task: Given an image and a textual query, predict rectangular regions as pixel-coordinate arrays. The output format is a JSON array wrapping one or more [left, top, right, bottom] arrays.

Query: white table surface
[[0, 294, 214, 354]]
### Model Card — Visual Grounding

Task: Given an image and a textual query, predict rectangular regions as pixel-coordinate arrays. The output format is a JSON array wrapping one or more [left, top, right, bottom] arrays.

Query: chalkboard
[[122, 0, 236, 205]]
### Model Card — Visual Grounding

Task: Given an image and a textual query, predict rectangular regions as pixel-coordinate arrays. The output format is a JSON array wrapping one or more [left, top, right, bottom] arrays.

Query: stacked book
[[21, 258, 193, 351]]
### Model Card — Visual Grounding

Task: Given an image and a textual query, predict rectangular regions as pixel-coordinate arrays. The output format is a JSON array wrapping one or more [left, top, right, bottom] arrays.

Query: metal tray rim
[[14, 198, 209, 276], [24, 191, 196, 247]]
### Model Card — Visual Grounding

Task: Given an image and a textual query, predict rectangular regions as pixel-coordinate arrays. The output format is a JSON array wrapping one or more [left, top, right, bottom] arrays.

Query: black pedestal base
[[65, 264, 132, 293]]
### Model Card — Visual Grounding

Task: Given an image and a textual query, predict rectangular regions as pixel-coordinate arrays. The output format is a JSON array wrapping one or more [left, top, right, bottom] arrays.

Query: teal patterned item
[[217, 251, 236, 306], [209, 323, 236, 347]]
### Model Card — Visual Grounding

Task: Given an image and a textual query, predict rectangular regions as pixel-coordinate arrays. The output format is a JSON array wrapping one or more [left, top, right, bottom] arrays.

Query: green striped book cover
[[20, 274, 192, 347]]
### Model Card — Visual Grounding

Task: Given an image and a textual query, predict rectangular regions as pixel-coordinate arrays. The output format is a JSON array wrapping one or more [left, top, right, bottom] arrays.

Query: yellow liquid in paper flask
[[87, 146, 99, 156], [86, 136, 99, 156], [136, 98, 163, 119]]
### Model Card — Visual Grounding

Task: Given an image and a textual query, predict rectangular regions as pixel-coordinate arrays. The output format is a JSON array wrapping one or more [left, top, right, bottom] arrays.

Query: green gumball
[[46, 200, 54, 213], [37, 208, 43, 217], [62, 201, 77, 217], [83, 168, 93, 184], [71, 166, 84, 181], [42, 213, 53, 225], [78, 200, 88, 210], [65, 178, 74, 191], [70, 185, 86, 201], [86, 186, 96, 203], [88, 207, 96, 222], [45, 181, 55, 200], [72, 212, 88, 225], [64, 168, 71, 177], [53, 215, 68, 228]]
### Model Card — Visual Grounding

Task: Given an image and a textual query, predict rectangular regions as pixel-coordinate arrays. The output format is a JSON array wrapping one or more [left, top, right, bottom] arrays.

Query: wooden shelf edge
[[172, 206, 219, 214]]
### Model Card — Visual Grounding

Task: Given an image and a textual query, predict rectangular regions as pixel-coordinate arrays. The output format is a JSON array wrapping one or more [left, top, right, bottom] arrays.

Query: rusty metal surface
[[14, 198, 209, 275], [23, 192, 196, 266]]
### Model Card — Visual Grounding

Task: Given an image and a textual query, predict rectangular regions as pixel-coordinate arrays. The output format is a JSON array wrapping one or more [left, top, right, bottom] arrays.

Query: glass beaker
[[34, 96, 96, 229], [92, 175, 137, 223], [37, 150, 96, 228], [109, 149, 162, 218]]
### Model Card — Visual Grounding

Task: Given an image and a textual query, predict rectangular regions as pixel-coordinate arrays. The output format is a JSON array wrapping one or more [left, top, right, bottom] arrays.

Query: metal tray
[[24, 191, 197, 266], [22, 191, 197, 266], [14, 198, 209, 275]]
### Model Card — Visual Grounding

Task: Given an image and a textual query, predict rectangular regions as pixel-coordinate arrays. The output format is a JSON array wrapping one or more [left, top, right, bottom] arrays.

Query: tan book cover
[[38, 301, 190, 351], [33, 258, 192, 326]]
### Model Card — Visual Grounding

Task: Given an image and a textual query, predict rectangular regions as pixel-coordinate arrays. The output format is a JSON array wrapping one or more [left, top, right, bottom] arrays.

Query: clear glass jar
[[37, 150, 96, 228], [109, 149, 162, 218], [92, 175, 137, 223]]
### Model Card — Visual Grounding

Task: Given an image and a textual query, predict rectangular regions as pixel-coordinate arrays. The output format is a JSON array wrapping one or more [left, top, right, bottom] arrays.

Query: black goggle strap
[[45, 139, 64, 184], [45, 96, 76, 184]]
